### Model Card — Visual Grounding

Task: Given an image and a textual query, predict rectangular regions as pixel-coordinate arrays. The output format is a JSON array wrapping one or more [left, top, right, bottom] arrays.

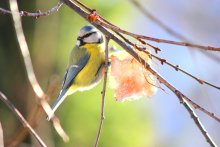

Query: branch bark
[[6, 77, 69, 147], [61, 0, 218, 146], [0, 1, 62, 17], [0, 92, 47, 147], [130, 0, 220, 63], [116, 31, 220, 91], [9, 0, 68, 142], [0, 121, 3, 147], [94, 37, 110, 147]]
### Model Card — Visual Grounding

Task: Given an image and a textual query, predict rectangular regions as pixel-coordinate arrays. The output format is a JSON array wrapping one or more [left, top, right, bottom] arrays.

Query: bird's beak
[[77, 36, 82, 41], [76, 37, 83, 46]]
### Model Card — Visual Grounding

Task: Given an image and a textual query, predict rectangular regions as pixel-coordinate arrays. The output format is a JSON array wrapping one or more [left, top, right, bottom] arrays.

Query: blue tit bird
[[47, 25, 105, 120]]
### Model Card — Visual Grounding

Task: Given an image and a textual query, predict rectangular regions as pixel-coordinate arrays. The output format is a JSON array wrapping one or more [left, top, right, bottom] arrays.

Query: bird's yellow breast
[[73, 43, 105, 89]]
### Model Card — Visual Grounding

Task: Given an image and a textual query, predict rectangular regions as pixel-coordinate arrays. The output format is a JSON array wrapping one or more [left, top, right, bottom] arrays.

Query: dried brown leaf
[[109, 51, 157, 101]]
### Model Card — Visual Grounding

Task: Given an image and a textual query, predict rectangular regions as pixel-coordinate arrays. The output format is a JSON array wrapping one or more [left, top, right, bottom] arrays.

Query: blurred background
[[0, 0, 220, 147]]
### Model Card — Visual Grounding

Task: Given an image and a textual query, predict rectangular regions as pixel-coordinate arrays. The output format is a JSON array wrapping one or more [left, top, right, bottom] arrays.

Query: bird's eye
[[82, 32, 97, 39], [77, 36, 82, 40], [77, 32, 96, 41]]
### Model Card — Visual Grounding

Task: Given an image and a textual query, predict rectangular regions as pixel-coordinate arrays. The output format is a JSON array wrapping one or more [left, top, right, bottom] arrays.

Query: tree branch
[[148, 52, 220, 90], [0, 1, 62, 18], [96, 19, 220, 51], [130, 0, 220, 63], [175, 93, 217, 147], [72, 0, 220, 52], [6, 76, 69, 146], [0, 91, 47, 147], [0, 121, 3, 147], [94, 36, 110, 147], [9, 0, 68, 143], [61, 0, 218, 146], [130, 0, 188, 41], [116, 32, 220, 91]]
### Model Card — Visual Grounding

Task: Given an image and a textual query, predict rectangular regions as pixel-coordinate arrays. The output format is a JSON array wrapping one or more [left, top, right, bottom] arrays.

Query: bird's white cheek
[[76, 40, 80, 46]]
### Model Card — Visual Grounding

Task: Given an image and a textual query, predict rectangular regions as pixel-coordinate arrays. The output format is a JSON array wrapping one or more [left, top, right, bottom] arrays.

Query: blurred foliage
[[0, 0, 155, 147]]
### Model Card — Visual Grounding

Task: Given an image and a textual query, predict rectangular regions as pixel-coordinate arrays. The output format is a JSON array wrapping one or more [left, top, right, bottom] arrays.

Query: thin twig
[[72, 0, 220, 52], [75, 4, 219, 52], [115, 37, 219, 146], [10, 0, 46, 109], [116, 36, 219, 146], [0, 1, 62, 18], [130, 0, 188, 41], [0, 121, 3, 147], [94, 37, 110, 147], [115, 33, 220, 123], [175, 92, 217, 147], [147, 52, 220, 90], [96, 20, 220, 51], [117, 31, 220, 91], [60, 1, 218, 146], [6, 76, 69, 146], [0, 91, 47, 147], [132, 43, 220, 123], [130, 0, 220, 63], [73, 0, 93, 12], [9, 0, 68, 142]]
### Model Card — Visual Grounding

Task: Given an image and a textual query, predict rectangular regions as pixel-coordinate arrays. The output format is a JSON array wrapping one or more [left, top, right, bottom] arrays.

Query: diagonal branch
[[96, 19, 220, 51], [60, 0, 218, 146], [0, 91, 47, 147], [0, 121, 3, 147], [130, 0, 220, 63], [71, 0, 220, 51], [9, 0, 68, 142], [111, 31, 220, 123], [1, 1, 62, 18], [175, 92, 217, 147], [110, 33, 218, 147], [6, 77, 70, 147], [111, 29, 220, 123], [10, 0, 47, 111], [94, 37, 110, 147], [147, 52, 220, 90], [130, 0, 188, 41], [116, 32, 220, 91]]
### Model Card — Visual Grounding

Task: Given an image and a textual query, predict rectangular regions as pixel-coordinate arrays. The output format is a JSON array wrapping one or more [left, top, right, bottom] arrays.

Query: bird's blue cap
[[78, 25, 97, 38], [81, 25, 95, 31]]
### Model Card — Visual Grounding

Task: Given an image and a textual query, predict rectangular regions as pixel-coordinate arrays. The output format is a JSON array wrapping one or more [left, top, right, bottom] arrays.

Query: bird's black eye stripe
[[78, 31, 96, 40]]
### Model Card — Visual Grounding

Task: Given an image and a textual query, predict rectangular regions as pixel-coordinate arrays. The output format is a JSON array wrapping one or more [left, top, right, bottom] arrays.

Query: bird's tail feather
[[47, 85, 78, 120], [47, 89, 68, 120]]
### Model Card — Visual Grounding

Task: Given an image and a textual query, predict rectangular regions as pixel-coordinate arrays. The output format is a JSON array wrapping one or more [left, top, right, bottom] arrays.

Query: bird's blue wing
[[47, 52, 90, 120], [62, 53, 90, 90]]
